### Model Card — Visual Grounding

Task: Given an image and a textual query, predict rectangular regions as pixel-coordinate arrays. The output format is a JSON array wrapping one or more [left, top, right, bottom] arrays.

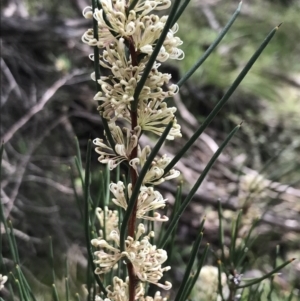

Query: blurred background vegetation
[[1, 0, 299, 299]]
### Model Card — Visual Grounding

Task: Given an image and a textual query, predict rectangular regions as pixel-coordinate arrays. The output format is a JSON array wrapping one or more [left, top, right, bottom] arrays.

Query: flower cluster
[[96, 277, 168, 301], [82, 0, 184, 299], [110, 182, 169, 221], [95, 206, 119, 239], [194, 266, 229, 301], [92, 224, 171, 289], [82, 0, 183, 139]]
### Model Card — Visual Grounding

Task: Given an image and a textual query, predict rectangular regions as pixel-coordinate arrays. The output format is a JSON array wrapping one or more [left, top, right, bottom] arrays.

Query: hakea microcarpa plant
[[82, 0, 183, 300], [0, 0, 290, 299]]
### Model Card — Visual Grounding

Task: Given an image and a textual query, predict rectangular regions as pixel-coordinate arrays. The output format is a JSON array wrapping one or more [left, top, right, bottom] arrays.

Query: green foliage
[[1, 1, 299, 301], [177, 1, 300, 186], [178, 1, 300, 102]]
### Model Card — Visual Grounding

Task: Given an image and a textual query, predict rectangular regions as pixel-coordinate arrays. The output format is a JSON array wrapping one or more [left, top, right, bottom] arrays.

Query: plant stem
[[127, 38, 139, 301], [129, 110, 138, 238]]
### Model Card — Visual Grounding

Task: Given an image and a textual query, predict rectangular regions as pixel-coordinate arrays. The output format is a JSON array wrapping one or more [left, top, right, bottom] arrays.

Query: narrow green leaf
[[230, 210, 243, 265], [21, 270, 38, 301], [217, 260, 226, 301], [165, 24, 280, 175], [0, 147, 12, 297], [0, 143, 4, 179], [93, 280, 97, 301], [74, 137, 82, 169], [218, 201, 225, 263], [84, 140, 107, 296], [74, 157, 85, 189], [163, 184, 182, 264], [229, 219, 236, 265], [101, 166, 111, 241], [159, 124, 241, 248], [52, 283, 60, 301], [16, 264, 29, 301], [15, 266, 31, 301], [15, 279, 24, 301], [86, 261, 93, 298], [182, 243, 210, 301], [101, 120, 117, 158], [92, 170, 104, 226], [105, 164, 111, 206], [246, 287, 252, 301], [128, 0, 139, 11], [11, 264, 36, 301], [49, 236, 56, 284], [287, 289, 295, 301], [8, 221, 20, 264], [236, 218, 259, 268], [116, 164, 120, 182], [247, 283, 262, 301], [8, 273, 16, 301], [91, 0, 116, 152], [258, 284, 265, 299], [177, 1, 242, 87], [238, 258, 295, 288], [92, 0, 117, 40], [175, 231, 204, 301], [169, 183, 182, 225], [132, 0, 182, 111], [171, 0, 192, 27], [69, 166, 83, 220], [267, 245, 280, 300], [120, 120, 174, 251], [0, 221, 15, 300], [65, 258, 70, 301]]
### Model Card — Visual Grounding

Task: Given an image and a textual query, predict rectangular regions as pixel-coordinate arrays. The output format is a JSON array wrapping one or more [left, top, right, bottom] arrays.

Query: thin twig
[[2, 72, 79, 143]]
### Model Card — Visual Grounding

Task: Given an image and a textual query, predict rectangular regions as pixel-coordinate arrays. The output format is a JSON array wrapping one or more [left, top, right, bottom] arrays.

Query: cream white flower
[[93, 0, 136, 39], [96, 277, 167, 301], [140, 291, 168, 301], [137, 101, 181, 139], [82, 6, 94, 19], [92, 40, 180, 122], [134, 15, 184, 61], [0, 274, 8, 291], [130, 153, 180, 185], [106, 277, 145, 301], [83, 0, 185, 296], [133, 0, 172, 15], [95, 206, 119, 239], [194, 266, 229, 301], [95, 296, 111, 301], [92, 224, 171, 289], [82, 0, 183, 61], [93, 124, 141, 169], [163, 23, 184, 60], [110, 182, 168, 221]]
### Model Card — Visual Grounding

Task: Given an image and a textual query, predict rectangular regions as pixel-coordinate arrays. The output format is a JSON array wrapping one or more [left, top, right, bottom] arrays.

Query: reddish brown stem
[[127, 38, 139, 301], [128, 110, 138, 237]]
